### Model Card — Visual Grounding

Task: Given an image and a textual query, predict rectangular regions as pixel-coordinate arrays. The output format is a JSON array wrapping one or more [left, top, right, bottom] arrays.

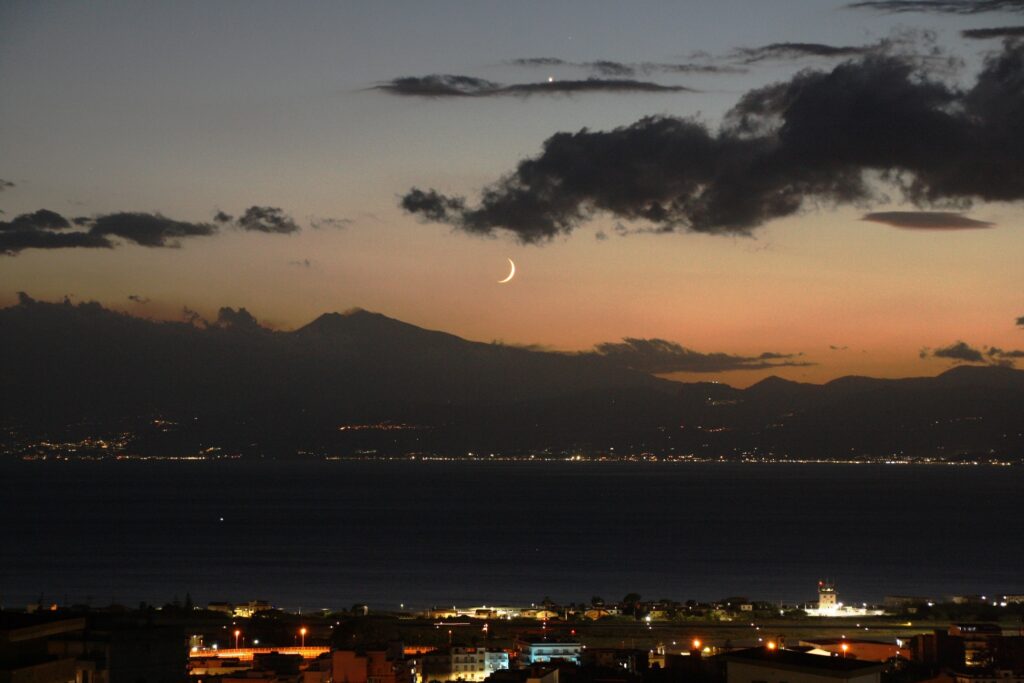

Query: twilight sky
[[2, 0, 1023, 386]]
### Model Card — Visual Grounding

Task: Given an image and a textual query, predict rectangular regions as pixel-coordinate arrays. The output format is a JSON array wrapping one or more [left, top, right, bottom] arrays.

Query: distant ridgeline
[[3, 297, 1024, 460]]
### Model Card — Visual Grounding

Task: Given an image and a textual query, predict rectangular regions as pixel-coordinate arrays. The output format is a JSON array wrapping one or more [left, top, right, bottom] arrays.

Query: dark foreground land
[[105, 601, 1024, 652]]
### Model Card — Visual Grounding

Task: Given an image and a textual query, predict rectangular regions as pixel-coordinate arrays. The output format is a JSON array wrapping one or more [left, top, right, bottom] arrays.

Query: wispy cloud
[[375, 74, 693, 98], [731, 42, 871, 63], [310, 216, 352, 230], [508, 58, 744, 76], [962, 25, 1024, 38], [2, 204, 306, 256], [235, 206, 300, 234], [862, 211, 994, 229], [848, 0, 1024, 14], [592, 337, 812, 373], [923, 340, 1024, 367]]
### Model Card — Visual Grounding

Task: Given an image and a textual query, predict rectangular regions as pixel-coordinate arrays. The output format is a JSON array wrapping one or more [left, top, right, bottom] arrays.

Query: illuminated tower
[[818, 580, 837, 610]]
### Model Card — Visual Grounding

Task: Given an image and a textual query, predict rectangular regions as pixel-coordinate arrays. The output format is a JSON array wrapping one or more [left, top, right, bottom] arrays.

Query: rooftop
[[723, 647, 885, 677]]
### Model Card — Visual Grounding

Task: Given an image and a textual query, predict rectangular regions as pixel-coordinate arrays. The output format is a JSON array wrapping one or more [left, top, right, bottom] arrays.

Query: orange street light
[[234, 629, 241, 648], [841, 643, 850, 657], [692, 639, 702, 651], [766, 641, 778, 651], [300, 627, 308, 647]]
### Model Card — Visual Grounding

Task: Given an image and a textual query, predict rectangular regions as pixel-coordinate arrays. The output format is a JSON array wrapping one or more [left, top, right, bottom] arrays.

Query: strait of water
[[2, 461, 1021, 611]]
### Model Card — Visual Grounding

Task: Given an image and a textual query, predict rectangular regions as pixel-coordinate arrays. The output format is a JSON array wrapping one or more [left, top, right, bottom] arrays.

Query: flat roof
[[723, 647, 885, 677], [800, 639, 898, 647]]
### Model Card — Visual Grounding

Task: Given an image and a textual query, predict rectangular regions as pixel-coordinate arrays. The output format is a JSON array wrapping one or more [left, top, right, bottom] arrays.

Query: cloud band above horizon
[[401, 41, 1024, 244]]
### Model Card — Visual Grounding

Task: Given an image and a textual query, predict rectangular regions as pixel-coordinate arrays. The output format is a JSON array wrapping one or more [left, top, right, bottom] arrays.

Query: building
[[513, 638, 581, 666], [332, 647, 414, 683], [803, 582, 883, 618], [581, 648, 648, 673], [1, 613, 185, 683], [0, 614, 84, 683], [818, 582, 838, 610], [952, 671, 1024, 683], [418, 647, 509, 682], [723, 647, 884, 683], [797, 639, 909, 662], [233, 601, 274, 618], [883, 596, 933, 610], [950, 625, 1004, 668]]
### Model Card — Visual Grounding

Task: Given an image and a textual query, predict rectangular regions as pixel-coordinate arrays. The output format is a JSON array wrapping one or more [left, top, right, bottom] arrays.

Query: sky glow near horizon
[[1, 0, 1023, 387]]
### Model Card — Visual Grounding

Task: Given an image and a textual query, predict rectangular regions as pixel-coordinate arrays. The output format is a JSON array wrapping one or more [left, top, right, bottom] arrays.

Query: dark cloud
[[236, 206, 300, 234], [592, 337, 812, 373], [86, 212, 216, 247], [0, 229, 113, 255], [376, 74, 692, 98], [1, 208, 112, 254], [502, 79, 692, 95], [862, 211, 994, 229], [988, 346, 1024, 364], [376, 74, 501, 96], [213, 211, 234, 223], [848, 0, 1024, 13], [588, 60, 636, 76], [310, 216, 351, 230], [931, 341, 986, 363], [0, 209, 71, 231], [288, 258, 313, 268], [0, 179, 16, 192], [925, 341, 1024, 367], [962, 26, 1024, 38], [0, 207, 269, 255], [732, 42, 871, 63], [400, 189, 468, 224], [402, 41, 1024, 243], [127, 294, 150, 304], [830, 345, 850, 351], [1017, 315, 1024, 327]]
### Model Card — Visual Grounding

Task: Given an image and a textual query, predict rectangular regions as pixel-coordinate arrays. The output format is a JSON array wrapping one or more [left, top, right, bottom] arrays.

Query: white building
[[804, 581, 884, 618], [514, 638, 581, 666], [421, 647, 509, 682]]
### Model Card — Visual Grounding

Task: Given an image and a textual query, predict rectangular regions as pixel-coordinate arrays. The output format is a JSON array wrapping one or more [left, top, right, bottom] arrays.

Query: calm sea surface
[[2, 461, 1021, 611]]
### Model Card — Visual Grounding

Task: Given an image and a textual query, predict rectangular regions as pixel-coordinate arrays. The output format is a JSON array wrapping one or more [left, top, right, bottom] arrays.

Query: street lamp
[[234, 629, 241, 649], [841, 643, 850, 658], [300, 627, 308, 648]]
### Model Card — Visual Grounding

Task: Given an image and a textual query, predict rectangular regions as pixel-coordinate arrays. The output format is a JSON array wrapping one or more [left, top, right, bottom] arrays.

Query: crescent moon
[[498, 258, 516, 284]]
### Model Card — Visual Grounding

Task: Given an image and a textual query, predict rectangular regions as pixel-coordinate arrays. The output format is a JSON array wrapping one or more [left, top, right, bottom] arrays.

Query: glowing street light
[[692, 639, 702, 651], [234, 629, 241, 648], [841, 643, 850, 658], [766, 641, 778, 651], [300, 627, 308, 647]]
